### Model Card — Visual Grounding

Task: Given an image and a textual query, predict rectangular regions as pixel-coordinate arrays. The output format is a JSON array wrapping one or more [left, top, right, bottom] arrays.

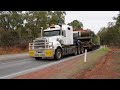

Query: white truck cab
[[29, 24, 77, 60]]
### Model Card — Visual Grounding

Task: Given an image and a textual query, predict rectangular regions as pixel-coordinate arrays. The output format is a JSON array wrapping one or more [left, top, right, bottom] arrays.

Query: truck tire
[[80, 47, 84, 54], [54, 48, 62, 60], [77, 47, 81, 55], [35, 57, 42, 60], [73, 47, 77, 56], [89, 47, 93, 51]]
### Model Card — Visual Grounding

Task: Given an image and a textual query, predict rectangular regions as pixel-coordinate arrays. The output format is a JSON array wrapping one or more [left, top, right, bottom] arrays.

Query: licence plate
[[45, 50, 53, 57], [29, 50, 35, 57]]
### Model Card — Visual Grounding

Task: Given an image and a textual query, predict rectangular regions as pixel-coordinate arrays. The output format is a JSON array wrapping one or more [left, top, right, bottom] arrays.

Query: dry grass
[[0, 47, 28, 55], [45, 48, 110, 79], [70, 47, 110, 79]]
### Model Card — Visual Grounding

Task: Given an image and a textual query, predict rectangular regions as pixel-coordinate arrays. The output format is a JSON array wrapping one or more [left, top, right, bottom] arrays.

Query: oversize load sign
[[45, 50, 53, 57], [29, 50, 35, 57]]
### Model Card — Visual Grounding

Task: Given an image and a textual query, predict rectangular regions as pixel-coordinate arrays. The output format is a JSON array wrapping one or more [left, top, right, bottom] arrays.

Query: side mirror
[[62, 30, 66, 37]]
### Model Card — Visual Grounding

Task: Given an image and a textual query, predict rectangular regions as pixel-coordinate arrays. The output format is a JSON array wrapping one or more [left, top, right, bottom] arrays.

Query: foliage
[[67, 20, 83, 30], [0, 11, 66, 48], [97, 11, 120, 47]]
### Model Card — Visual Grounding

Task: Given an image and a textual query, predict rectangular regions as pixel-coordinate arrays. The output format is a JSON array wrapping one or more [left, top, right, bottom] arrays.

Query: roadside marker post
[[84, 49, 87, 63]]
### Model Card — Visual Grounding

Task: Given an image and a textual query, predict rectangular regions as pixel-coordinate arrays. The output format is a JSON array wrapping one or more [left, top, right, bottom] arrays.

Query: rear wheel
[[80, 47, 84, 54], [35, 57, 42, 60], [88, 47, 93, 51], [54, 48, 62, 60], [73, 47, 77, 56]]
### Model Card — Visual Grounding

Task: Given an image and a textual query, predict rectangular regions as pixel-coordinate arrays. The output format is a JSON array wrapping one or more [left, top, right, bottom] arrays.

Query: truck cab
[[29, 24, 76, 60]]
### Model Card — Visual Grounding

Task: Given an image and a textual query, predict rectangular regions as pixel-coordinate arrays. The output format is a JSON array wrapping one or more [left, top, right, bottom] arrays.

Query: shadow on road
[[33, 45, 100, 62]]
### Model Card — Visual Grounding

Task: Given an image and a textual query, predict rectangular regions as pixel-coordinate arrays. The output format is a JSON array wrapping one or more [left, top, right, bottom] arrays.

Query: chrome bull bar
[[29, 42, 54, 50], [29, 41, 54, 58]]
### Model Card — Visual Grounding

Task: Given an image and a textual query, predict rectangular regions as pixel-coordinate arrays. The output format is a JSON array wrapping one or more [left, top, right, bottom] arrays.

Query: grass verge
[[47, 47, 110, 79], [69, 47, 110, 79], [0, 47, 28, 55]]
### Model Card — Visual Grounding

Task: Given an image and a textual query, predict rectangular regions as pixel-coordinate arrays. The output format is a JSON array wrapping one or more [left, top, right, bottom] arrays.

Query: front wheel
[[54, 48, 62, 60], [73, 47, 77, 56]]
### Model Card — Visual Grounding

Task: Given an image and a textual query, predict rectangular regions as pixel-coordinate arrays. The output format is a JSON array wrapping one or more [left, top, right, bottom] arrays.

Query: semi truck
[[29, 24, 84, 60]]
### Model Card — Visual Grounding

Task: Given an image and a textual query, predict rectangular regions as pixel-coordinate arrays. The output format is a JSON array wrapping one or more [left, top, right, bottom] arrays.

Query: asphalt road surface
[[0, 53, 86, 79], [0, 48, 100, 79]]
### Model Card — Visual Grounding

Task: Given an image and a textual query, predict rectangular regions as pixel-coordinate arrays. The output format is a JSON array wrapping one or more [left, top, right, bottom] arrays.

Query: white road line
[[0, 54, 84, 79]]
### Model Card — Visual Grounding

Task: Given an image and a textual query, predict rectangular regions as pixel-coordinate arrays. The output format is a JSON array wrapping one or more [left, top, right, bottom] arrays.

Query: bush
[[16, 40, 29, 50], [0, 30, 19, 47]]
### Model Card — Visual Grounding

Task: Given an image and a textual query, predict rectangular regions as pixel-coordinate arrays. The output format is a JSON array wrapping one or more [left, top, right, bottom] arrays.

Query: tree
[[0, 11, 24, 31], [97, 11, 120, 47], [48, 11, 66, 25], [0, 30, 19, 47], [24, 11, 51, 39], [0, 11, 67, 49], [114, 11, 120, 27], [67, 20, 83, 30]]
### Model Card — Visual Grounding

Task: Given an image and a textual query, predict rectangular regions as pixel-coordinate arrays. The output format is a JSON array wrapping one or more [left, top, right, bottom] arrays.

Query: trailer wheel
[[88, 47, 93, 51], [35, 57, 42, 60], [80, 47, 84, 54], [54, 48, 62, 60]]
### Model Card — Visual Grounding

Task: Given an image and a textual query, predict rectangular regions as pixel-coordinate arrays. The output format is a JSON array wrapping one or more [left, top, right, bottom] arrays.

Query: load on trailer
[[73, 29, 100, 51], [29, 24, 84, 60]]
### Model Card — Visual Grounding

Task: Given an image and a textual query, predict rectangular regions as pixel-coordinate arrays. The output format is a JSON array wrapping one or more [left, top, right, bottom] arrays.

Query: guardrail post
[[84, 49, 87, 63]]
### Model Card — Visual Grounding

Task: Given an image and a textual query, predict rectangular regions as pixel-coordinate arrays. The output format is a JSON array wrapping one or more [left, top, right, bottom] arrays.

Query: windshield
[[43, 30, 60, 37]]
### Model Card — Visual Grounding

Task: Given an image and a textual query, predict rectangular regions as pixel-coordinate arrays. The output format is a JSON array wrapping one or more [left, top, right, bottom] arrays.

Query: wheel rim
[[82, 47, 84, 53], [79, 48, 80, 54], [75, 48, 77, 55], [77, 48, 80, 54], [57, 49, 61, 59]]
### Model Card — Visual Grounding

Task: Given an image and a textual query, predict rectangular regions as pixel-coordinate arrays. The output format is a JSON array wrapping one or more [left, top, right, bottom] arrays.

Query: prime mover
[[29, 24, 84, 60]]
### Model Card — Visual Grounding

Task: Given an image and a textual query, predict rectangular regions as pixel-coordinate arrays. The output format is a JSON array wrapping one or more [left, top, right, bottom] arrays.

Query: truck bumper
[[29, 49, 55, 58]]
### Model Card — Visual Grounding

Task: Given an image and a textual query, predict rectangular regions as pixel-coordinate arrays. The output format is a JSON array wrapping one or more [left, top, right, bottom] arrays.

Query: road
[[0, 52, 86, 79], [0, 53, 29, 62]]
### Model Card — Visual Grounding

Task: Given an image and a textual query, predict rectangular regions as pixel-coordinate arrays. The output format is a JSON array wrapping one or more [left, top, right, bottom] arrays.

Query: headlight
[[49, 45, 54, 49], [49, 43, 54, 48], [29, 43, 34, 50]]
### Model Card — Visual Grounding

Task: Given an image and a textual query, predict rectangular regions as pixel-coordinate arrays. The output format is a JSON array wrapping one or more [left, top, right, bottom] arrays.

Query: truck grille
[[33, 39, 48, 49], [29, 38, 53, 51]]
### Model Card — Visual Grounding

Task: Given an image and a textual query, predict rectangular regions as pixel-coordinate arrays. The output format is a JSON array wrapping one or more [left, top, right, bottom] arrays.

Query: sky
[[65, 11, 119, 34]]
